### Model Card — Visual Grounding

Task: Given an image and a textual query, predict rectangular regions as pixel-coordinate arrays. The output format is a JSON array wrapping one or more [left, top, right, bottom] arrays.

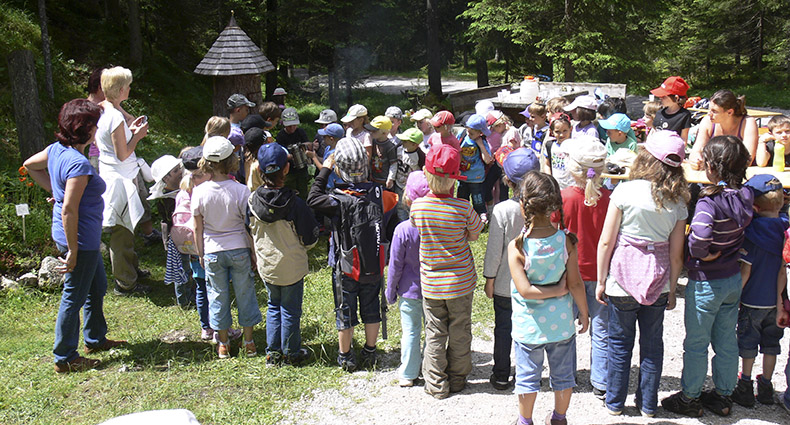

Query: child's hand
[[759, 132, 776, 144], [595, 281, 608, 306], [667, 292, 677, 311], [484, 278, 494, 299], [322, 154, 335, 169], [386, 179, 394, 189], [777, 306, 789, 328], [577, 312, 589, 334], [700, 251, 722, 262]]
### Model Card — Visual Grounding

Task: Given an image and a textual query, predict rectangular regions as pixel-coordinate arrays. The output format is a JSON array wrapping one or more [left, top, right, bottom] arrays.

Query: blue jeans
[[514, 335, 576, 394], [456, 181, 486, 215], [585, 280, 609, 391], [399, 297, 424, 380], [681, 274, 741, 398], [265, 279, 304, 356], [53, 247, 108, 363], [492, 294, 512, 380], [606, 293, 667, 415], [190, 256, 209, 330], [204, 248, 262, 331]]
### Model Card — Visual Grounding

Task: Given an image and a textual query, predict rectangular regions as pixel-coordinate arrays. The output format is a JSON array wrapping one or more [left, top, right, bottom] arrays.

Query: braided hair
[[699, 135, 749, 198], [514, 171, 578, 251]]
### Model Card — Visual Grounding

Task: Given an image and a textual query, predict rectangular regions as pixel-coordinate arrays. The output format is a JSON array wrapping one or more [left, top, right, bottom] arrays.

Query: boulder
[[38, 256, 65, 291], [1, 276, 20, 290], [17, 272, 38, 288]]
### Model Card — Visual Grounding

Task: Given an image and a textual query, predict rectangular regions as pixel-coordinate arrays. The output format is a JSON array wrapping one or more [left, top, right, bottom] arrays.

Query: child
[[519, 103, 549, 155], [559, 139, 610, 400], [386, 106, 403, 138], [410, 144, 484, 399], [200, 116, 231, 146], [483, 148, 540, 391], [597, 131, 690, 416], [366, 115, 398, 189], [276, 107, 311, 197], [563, 95, 599, 141], [426, 110, 460, 151], [385, 170, 430, 387], [393, 127, 426, 221], [487, 111, 521, 204], [457, 114, 494, 218], [546, 97, 569, 115], [312, 108, 337, 156], [260, 101, 282, 143], [307, 122, 344, 190], [509, 171, 589, 425], [731, 174, 788, 407], [307, 137, 396, 371], [598, 113, 638, 155], [192, 136, 261, 358], [227, 94, 255, 147], [410, 108, 435, 150], [663, 135, 753, 417], [541, 113, 573, 189], [249, 143, 319, 365], [342, 104, 373, 158], [650, 76, 692, 141], [243, 127, 267, 191], [755, 115, 790, 167], [643, 100, 661, 133]]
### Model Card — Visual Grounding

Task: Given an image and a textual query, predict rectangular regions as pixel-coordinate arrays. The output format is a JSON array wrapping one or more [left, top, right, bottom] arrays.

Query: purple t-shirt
[[385, 220, 422, 302], [47, 142, 106, 250]]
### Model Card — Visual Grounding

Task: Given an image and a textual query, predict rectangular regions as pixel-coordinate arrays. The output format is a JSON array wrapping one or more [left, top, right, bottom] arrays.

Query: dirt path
[[280, 278, 790, 425]]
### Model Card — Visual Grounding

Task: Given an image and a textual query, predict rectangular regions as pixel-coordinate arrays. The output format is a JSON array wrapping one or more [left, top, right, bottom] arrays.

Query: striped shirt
[[410, 194, 484, 299]]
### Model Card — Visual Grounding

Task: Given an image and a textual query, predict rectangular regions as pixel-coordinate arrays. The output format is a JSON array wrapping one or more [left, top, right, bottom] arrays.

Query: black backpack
[[331, 183, 388, 283]]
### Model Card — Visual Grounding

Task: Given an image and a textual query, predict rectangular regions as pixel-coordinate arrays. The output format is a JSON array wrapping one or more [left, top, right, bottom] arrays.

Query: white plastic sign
[[15, 204, 29, 216]]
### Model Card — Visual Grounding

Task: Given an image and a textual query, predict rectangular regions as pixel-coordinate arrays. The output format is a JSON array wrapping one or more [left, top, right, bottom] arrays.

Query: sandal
[[700, 389, 732, 416]]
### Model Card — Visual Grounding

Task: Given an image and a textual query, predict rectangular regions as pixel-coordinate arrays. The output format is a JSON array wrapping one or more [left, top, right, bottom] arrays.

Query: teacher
[[688, 90, 758, 170], [24, 99, 126, 372]]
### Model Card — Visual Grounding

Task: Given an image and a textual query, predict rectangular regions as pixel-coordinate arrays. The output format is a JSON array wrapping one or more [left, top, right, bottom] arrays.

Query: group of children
[[139, 79, 790, 424]]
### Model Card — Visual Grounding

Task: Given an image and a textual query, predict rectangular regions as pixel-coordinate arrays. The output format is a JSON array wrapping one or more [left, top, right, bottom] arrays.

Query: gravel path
[[280, 278, 790, 425]]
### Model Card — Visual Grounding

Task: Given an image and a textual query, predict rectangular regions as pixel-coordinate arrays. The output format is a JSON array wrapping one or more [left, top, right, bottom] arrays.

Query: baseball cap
[[475, 100, 495, 116], [385, 106, 403, 120], [405, 170, 430, 201], [410, 108, 433, 122], [228, 126, 245, 146], [202, 136, 235, 162], [643, 130, 685, 168], [273, 87, 287, 96], [244, 127, 266, 150], [257, 142, 289, 174], [465, 114, 491, 137], [396, 128, 424, 145], [564, 137, 607, 170], [744, 174, 783, 198], [430, 110, 455, 127], [598, 113, 632, 133], [318, 123, 344, 139], [650, 76, 689, 97], [365, 115, 393, 132], [519, 106, 531, 119], [240, 114, 270, 132], [281, 107, 300, 126], [227, 93, 255, 109], [333, 137, 369, 183], [341, 104, 368, 123], [315, 109, 338, 124], [502, 148, 539, 184], [180, 146, 203, 171], [425, 144, 467, 181], [486, 110, 505, 126], [563, 95, 598, 112]]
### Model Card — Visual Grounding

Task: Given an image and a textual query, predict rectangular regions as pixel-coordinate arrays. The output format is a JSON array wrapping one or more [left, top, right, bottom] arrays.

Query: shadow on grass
[[101, 338, 216, 371]]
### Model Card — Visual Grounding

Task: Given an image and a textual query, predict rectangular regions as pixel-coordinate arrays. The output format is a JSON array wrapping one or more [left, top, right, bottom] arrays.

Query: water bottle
[[520, 76, 539, 103], [774, 143, 785, 172]]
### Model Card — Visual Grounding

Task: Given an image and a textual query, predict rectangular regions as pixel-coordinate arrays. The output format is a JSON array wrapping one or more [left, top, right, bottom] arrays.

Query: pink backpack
[[170, 195, 199, 256]]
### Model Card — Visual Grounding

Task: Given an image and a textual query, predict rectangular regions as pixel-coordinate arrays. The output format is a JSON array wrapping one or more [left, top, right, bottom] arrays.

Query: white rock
[[38, 256, 65, 291], [17, 272, 38, 287], [1, 276, 20, 290]]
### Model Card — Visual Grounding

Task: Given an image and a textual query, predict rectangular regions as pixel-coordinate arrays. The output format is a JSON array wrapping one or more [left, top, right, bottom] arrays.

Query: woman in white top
[[94, 66, 153, 295]]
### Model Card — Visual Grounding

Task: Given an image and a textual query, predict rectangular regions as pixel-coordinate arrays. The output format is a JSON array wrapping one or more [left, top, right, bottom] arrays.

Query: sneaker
[[489, 373, 511, 390], [142, 229, 162, 246], [756, 374, 775, 404], [700, 389, 732, 416], [337, 350, 357, 372], [731, 377, 755, 407], [359, 345, 377, 369], [240, 340, 256, 357], [113, 283, 152, 297], [265, 351, 283, 367], [662, 391, 704, 417], [200, 328, 214, 341], [285, 348, 310, 366], [211, 328, 242, 344], [84, 338, 127, 354], [606, 407, 622, 416], [399, 378, 414, 387], [592, 387, 606, 400], [54, 356, 101, 373], [217, 343, 230, 359]]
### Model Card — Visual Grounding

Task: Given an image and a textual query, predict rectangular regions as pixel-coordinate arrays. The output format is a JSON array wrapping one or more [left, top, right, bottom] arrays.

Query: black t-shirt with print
[[653, 107, 692, 135]]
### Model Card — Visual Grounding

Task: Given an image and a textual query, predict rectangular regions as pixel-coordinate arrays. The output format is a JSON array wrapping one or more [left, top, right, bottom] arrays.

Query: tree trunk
[[127, 0, 142, 65], [265, 0, 278, 99], [105, 0, 121, 25], [38, 0, 54, 100], [212, 75, 263, 117], [563, 0, 575, 81], [476, 52, 489, 88], [8, 50, 45, 161], [504, 48, 510, 83], [426, 0, 442, 96], [462, 45, 469, 69], [754, 10, 763, 71], [328, 69, 339, 113]]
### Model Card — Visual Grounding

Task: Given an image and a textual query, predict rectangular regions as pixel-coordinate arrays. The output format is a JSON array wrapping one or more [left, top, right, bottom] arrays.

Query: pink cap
[[644, 130, 685, 167], [405, 170, 430, 201]]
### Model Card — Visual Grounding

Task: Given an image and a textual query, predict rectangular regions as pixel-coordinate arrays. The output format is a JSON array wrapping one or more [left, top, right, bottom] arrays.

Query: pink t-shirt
[[427, 132, 460, 151], [191, 179, 251, 254]]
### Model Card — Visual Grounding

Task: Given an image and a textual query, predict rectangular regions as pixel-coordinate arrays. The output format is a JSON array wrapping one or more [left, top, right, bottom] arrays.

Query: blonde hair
[[546, 97, 569, 114], [567, 159, 605, 206], [198, 155, 238, 177], [101, 66, 133, 102], [424, 171, 456, 194], [200, 116, 231, 146], [179, 170, 194, 191], [527, 103, 547, 117], [643, 100, 661, 119]]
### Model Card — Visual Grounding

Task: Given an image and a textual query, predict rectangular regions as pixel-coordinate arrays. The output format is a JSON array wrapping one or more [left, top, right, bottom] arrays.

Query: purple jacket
[[385, 220, 421, 303], [686, 187, 753, 281]]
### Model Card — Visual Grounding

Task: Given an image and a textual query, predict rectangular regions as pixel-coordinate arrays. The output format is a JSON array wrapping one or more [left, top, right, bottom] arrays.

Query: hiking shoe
[[142, 229, 162, 246], [200, 328, 214, 341], [756, 374, 775, 404], [217, 343, 230, 359], [489, 373, 511, 390], [113, 283, 152, 296], [700, 389, 732, 416], [285, 348, 310, 366], [337, 350, 357, 372], [359, 345, 377, 369], [592, 387, 606, 400], [54, 356, 101, 373], [265, 351, 283, 367], [662, 391, 704, 417], [211, 328, 242, 344], [84, 338, 127, 354], [731, 377, 755, 407], [240, 340, 256, 357]]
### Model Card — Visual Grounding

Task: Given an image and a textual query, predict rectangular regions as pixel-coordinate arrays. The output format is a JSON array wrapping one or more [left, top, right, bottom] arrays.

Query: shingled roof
[[194, 16, 274, 76]]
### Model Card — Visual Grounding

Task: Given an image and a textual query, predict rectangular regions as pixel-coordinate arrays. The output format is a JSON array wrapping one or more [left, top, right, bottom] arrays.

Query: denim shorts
[[333, 273, 382, 330], [737, 305, 783, 358], [514, 334, 576, 394], [204, 248, 262, 330]]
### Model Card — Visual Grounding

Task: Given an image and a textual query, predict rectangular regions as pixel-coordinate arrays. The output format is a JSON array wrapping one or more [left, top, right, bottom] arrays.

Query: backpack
[[331, 184, 388, 283], [170, 210, 199, 256]]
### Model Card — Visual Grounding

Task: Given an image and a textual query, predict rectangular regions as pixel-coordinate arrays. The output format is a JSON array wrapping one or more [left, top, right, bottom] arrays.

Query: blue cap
[[257, 142, 289, 174], [464, 113, 491, 137], [598, 113, 632, 133], [503, 148, 539, 184], [318, 123, 345, 139], [744, 174, 783, 198]]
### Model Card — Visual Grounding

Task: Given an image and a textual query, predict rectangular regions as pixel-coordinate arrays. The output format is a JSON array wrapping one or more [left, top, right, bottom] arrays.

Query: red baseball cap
[[425, 144, 467, 180], [430, 110, 455, 127], [650, 76, 689, 97]]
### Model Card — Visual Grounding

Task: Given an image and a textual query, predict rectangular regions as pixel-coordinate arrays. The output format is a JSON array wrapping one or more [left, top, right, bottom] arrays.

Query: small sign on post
[[15, 203, 30, 242]]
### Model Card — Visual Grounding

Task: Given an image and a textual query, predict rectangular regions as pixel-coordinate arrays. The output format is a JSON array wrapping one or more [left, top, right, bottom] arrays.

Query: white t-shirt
[[347, 127, 372, 147], [95, 105, 135, 167], [542, 139, 574, 190], [191, 179, 251, 254]]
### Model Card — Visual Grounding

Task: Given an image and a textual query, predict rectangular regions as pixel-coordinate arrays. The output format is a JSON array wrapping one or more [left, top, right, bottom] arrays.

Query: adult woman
[[94, 66, 154, 295], [24, 99, 125, 373], [688, 90, 758, 169]]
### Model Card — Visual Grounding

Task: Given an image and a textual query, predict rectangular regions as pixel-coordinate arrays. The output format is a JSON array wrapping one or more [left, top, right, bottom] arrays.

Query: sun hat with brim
[[385, 106, 403, 120], [148, 155, 183, 200], [563, 95, 598, 112], [315, 109, 338, 124], [410, 108, 433, 122], [318, 123, 344, 139], [425, 144, 467, 181], [396, 128, 424, 145], [281, 107, 300, 126], [405, 170, 430, 201], [257, 142, 289, 174], [475, 100, 495, 117], [333, 137, 369, 183], [564, 137, 607, 170], [598, 113, 632, 133], [643, 130, 685, 168], [203, 136, 235, 162], [430, 110, 455, 127], [341, 104, 368, 123], [502, 148, 539, 184], [744, 174, 783, 198], [465, 114, 491, 137], [364, 115, 393, 132], [650, 76, 689, 97], [273, 87, 287, 96]]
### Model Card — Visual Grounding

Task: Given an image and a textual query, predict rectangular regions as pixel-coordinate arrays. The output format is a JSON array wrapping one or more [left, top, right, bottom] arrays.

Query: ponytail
[[711, 90, 747, 117], [698, 135, 749, 198], [735, 95, 747, 116]]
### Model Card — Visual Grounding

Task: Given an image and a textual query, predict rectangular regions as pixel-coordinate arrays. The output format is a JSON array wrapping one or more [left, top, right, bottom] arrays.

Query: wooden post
[[38, 0, 54, 100], [7, 50, 45, 161]]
